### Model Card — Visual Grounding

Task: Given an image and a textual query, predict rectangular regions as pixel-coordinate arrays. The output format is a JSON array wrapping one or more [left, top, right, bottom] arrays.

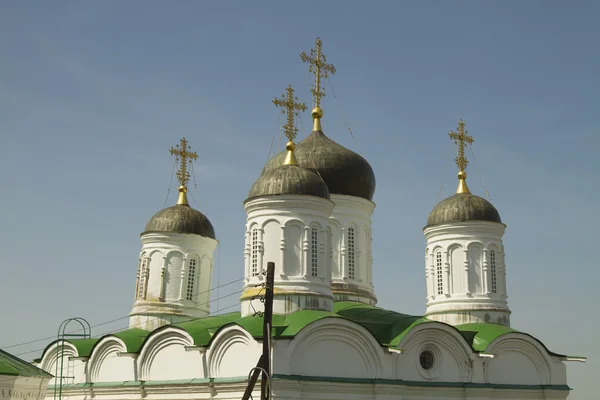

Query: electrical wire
[[2, 277, 244, 351], [12, 288, 244, 358]]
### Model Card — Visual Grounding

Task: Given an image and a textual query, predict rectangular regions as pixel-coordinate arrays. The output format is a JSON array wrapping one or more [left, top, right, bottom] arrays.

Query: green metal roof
[[455, 323, 566, 357], [0, 349, 53, 378], [41, 301, 563, 360]]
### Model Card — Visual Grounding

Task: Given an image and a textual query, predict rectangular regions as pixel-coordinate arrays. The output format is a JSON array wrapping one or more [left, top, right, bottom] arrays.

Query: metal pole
[[241, 262, 275, 400], [261, 262, 275, 400]]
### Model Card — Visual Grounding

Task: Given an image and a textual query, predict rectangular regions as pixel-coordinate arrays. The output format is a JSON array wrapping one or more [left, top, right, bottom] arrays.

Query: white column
[[302, 226, 310, 277], [159, 255, 167, 301], [482, 249, 489, 294], [258, 228, 265, 275], [429, 252, 435, 299], [444, 250, 450, 295], [279, 225, 286, 278], [244, 230, 251, 279], [340, 228, 347, 279], [179, 256, 187, 301], [319, 228, 326, 279], [463, 248, 470, 295]]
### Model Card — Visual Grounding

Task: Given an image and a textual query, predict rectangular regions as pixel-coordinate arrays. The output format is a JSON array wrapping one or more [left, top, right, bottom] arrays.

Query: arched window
[[490, 250, 497, 294], [186, 259, 197, 301], [251, 228, 258, 276], [311, 227, 318, 277], [436, 250, 443, 295], [137, 258, 148, 300], [348, 227, 356, 279]]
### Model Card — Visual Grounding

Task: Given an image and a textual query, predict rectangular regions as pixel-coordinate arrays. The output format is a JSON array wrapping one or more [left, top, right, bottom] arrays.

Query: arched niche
[[39, 341, 80, 385], [395, 322, 473, 382], [87, 337, 133, 383], [484, 334, 551, 385], [288, 318, 383, 379], [206, 325, 260, 378], [137, 327, 203, 381]]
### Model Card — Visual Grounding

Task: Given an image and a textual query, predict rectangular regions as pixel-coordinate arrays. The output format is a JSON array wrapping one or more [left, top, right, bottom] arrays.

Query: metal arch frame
[[54, 317, 92, 400]]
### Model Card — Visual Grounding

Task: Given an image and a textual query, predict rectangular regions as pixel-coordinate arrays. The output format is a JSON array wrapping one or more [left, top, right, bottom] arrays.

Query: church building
[[34, 38, 576, 400]]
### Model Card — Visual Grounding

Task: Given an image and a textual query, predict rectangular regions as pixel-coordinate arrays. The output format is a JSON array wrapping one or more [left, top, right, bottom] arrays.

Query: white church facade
[[34, 39, 576, 400]]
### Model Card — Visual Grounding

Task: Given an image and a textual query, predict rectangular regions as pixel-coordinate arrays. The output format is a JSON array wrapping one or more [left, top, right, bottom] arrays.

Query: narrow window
[[490, 250, 497, 294], [137, 259, 148, 300], [348, 227, 356, 279], [311, 227, 318, 277], [436, 251, 443, 295], [251, 228, 258, 276], [186, 259, 197, 301]]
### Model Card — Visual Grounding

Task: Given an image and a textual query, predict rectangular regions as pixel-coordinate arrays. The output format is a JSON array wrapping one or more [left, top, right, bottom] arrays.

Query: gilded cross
[[300, 37, 336, 108], [169, 137, 198, 188], [449, 120, 474, 172], [273, 85, 307, 142]]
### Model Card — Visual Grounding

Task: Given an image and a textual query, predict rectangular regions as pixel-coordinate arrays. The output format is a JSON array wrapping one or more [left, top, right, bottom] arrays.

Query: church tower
[[240, 85, 335, 317], [129, 138, 218, 331], [261, 38, 377, 305], [424, 121, 510, 326]]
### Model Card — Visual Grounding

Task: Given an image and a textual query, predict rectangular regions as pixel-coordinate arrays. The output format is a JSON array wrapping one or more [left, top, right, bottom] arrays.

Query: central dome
[[247, 164, 330, 200], [261, 130, 376, 201]]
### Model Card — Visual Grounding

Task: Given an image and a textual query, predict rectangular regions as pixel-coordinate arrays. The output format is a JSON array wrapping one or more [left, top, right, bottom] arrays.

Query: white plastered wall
[[241, 195, 335, 317], [424, 221, 511, 326], [129, 232, 218, 331], [329, 194, 377, 305]]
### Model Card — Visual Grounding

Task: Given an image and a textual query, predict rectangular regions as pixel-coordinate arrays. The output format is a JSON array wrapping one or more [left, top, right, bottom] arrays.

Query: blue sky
[[0, 1, 597, 397]]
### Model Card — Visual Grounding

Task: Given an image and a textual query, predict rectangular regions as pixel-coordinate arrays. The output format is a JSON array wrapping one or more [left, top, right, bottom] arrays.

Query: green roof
[[0, 349, 53, 378], [42, 301, 562, 360], [455, 323, 565, 357]]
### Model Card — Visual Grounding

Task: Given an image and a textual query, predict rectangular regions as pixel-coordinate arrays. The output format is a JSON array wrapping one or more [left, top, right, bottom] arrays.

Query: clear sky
[[0, 1, 597, 397]]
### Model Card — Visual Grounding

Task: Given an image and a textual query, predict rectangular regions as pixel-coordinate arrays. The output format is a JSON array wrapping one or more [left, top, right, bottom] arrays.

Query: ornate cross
[[169, 137, 198, 188], [449, 120, 474, 172], [300, 37, 336, 108], [272, 85, 307, 142]]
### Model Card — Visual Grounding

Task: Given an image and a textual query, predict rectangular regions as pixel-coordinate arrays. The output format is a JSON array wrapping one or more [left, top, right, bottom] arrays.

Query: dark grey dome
[[427, 193, 502, 227], [248, 164, 330, 200], [143, 205, 216, 238], [262, 130, 375, 201]]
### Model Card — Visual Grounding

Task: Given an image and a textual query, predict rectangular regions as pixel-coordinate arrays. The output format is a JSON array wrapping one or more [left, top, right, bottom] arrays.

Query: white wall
[[424, 221, 511, 326], [329, 195, 377, 305], [129, 232, 218, 330], [241, 195, 335, 317]]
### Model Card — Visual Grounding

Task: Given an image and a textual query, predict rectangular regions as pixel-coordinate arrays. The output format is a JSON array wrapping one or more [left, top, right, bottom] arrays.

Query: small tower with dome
[[240, 85, 335, 317], [129, 138, 218, 331], [424, 121, 510, 326], [262, 38, 377, 305]]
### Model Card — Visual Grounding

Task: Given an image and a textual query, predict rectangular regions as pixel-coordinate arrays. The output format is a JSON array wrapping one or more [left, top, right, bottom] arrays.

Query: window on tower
[[186, 258, 197, 301], [251, 228, 259, 276], [348, 227, 356, 279], [490, 250, 497, 294], [436, 250, 443, 295], [311, 227, 318, 277]]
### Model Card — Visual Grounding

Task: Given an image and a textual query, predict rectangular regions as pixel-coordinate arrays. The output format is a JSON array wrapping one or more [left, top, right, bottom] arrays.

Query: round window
[[419, 350, 435, 370]]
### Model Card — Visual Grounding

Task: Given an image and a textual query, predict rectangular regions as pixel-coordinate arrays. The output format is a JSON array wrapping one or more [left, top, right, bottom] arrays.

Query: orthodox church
[[34, 38, 575, 400]]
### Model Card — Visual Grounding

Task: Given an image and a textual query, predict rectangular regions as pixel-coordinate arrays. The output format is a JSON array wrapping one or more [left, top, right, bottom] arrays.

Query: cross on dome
[[448, 120, 474, 194], [272, 85, 307, 143], [169, 137, 198, 205], [272, 85, 307, 166], [300, 38, 336, 109], [301, 38, 335, 131]]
